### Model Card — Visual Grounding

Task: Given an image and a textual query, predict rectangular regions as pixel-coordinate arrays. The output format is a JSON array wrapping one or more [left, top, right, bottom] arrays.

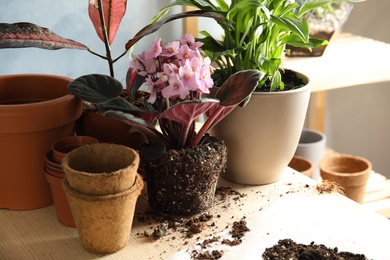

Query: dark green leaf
[[67, 74, 123, 103]]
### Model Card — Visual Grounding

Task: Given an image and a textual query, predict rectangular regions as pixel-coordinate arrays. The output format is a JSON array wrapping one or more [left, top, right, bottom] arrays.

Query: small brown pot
[[76, 111, 147, 150], [288, 155, 314, 178], [62, 143, 140, 195], [142, 136, 227, 215], [63, 174, 143, 254], [52, 135, 99, 163], [45, 169, 75, 228], [320, 154, 372, 204], [0, 74, 83, 210]]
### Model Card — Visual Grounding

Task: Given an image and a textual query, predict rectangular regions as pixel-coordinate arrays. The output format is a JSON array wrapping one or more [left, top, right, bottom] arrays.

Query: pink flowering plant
[[68, 35, 263, 159]]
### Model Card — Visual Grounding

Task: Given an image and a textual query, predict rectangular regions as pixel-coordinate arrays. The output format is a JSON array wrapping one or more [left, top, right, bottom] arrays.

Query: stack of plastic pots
[[44, 135, 99, 227]]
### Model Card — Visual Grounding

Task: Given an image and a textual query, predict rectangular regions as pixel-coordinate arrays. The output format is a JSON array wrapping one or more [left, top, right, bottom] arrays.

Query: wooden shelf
[[285, 32, 390, 92]]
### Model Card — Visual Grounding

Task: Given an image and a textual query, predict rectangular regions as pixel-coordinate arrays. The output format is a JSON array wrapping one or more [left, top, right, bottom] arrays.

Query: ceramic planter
[[0, 74, 83, 210], [62, 143, 140, 195], [295, 128, 327, 181], [320, 154, 372, 204], [63, 174, 143, 254], [142, 136, 227, 215], [288, 155, 314, 178], [210, 71, 311, 185]]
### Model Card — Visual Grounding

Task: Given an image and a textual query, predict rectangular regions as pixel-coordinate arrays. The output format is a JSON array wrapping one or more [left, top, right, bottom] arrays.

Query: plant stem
[[97, 0, 115, 77]]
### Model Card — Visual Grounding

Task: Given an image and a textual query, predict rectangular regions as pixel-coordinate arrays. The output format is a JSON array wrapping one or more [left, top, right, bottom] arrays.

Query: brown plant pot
[[288, 155, 314, 178], [75, 111, 147, 150], [287, 31, 334, 57], [320, 154, 372, 204], [45, 169, 76, 228], [63, 174, 144, 254], [52, 135, 99, 163], [62, 143, 140, 195], [142, 136, 227, 216], [0, 74, 83, 210]]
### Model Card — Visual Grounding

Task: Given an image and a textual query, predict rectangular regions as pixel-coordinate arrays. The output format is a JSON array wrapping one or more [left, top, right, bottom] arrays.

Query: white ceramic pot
[[211, 71, 311, 185], [295, 128, 327, 181]]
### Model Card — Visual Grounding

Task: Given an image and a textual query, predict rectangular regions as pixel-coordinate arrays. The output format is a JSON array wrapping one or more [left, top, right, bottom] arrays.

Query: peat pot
[[62, 143, 140, 195], [320, 154, 372, 204], [211, 71, 311, 185], [0, 74, 83, 210], [142, 136, 227, 216], [63, 174, 143, 254]]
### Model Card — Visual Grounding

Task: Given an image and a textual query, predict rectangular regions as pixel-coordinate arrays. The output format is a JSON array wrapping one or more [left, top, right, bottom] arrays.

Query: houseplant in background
[[151, 0, 363, 185], [288, 0, 355, 56], [68, 35, 263, 215]]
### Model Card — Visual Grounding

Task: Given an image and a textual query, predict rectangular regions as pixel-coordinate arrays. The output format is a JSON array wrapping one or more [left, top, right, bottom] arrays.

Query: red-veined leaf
[[89, 0, 127, 45], [0, 22, 87, 50]]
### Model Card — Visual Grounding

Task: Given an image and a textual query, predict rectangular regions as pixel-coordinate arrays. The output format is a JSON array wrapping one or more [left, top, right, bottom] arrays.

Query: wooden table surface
[[1, 168, 390, 260]]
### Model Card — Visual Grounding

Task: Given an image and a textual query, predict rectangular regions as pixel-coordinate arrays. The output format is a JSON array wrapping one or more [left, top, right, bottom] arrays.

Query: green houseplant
[[147, 0, 363, 185], [288, 0, 356, 56]]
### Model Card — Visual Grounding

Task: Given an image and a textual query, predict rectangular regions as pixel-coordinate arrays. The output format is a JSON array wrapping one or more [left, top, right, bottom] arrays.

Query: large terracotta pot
[[0, 74, 83, 210], [210, 71, 311, 185]]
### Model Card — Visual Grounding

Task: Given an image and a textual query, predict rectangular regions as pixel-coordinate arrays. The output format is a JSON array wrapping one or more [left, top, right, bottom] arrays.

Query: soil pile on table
[[263, 239, 367, 260]]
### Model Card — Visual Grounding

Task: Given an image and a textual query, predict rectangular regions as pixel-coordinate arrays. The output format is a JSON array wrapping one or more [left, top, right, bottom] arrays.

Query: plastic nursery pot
[[45, 169, 76, 228], [0, 74, 83, 210], [62, 143, 140, 195], [52, 135, 99, 163], [63, 174, 144, 254], [320, 154, 372, 204], [288, 155, 314, 178]]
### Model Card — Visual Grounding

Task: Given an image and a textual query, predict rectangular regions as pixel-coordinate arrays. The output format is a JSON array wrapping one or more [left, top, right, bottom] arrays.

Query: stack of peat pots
[[44, 136, 99, 227], [62, 143, 143, 254]]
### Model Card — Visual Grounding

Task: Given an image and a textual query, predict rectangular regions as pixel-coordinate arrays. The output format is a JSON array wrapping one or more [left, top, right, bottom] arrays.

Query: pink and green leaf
[[88, 0, 127, 45], [0, 22, 87, 50]]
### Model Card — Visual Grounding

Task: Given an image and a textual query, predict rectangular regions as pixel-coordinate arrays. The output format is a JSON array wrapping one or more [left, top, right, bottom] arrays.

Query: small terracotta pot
[[76, 111, 147, 150], [320, 154, 372, 204], [63, 174, 144, 254], [62, 143, 140, 195], [288, 155, 314, 178], [52, 135, 99, 163], [45, 169, 75, 228]]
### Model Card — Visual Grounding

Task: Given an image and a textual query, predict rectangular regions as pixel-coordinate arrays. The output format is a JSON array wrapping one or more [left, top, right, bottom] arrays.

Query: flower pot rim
[[52, 135, 99, 161], [298, 128, 326, 147], [63, 174, 143, 201], [251, 70, 311, 96], [0, 74, 76, 109], [62, 143, 140, 178], [320, 154, 372, 177]]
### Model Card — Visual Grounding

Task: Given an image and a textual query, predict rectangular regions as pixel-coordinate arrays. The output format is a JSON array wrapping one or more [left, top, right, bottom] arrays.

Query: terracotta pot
[[320, 154, 372, 204], [210, 71, 311, 185], [142, 136, 227, 215], [76, 111, 147, 149], [63, 174, 143, 254], [0, 74, 83, 210], [52, 135, 99, 163], [288, 155, 314, 178], [62, 143, 139, 195], [45, 169, 75, 228]]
